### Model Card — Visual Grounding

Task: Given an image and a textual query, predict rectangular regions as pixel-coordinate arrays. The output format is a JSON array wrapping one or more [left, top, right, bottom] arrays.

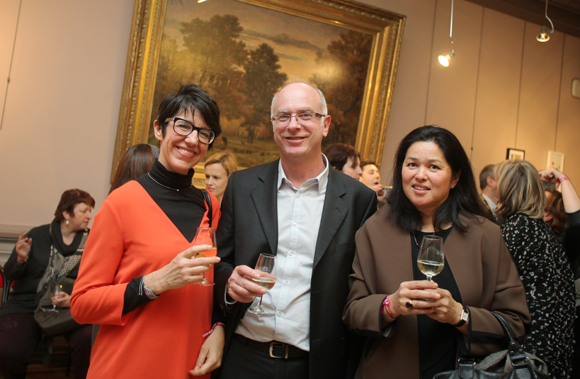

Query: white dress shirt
[[482, 193, 499, 219], [235, 156, 329, 351]]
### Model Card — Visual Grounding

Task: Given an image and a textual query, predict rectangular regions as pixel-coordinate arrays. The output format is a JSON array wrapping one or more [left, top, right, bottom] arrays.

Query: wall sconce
[[198, 0, 207, 3], [438, 0, 455, 67], [536, 0, 554, 42]]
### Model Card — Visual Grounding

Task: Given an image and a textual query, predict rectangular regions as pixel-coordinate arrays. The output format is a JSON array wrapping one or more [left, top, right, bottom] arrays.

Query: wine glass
[[417, 235, 444, 281], [52, 284, 63, 311], [248, 254, 276, 315], [193, 227, 217, 286]]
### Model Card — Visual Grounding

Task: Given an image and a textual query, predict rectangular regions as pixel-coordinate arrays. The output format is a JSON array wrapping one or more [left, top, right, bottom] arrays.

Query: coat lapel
[[313, 169, 347, 268], [251, 161, 279, 256]]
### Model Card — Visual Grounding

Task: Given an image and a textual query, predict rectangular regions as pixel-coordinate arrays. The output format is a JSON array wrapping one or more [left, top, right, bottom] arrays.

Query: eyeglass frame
[[164, 117, 216, 145], [271, 112, 327, 124]]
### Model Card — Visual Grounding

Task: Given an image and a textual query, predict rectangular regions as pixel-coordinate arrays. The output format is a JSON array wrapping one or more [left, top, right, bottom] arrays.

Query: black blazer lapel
[[313, 169, 348, 268], [251, 161, 279, 256]]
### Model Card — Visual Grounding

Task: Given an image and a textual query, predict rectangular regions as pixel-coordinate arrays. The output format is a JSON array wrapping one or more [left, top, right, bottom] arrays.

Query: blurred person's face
[[342, 156, 362, 180], [360, 164, 381, 187], [64, 202, 92, 231], [205, 163, 229, 202], [402, 142, 459, 217]]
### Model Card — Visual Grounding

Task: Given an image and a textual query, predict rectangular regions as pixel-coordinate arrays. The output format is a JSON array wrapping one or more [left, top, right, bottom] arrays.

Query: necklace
[[412, 229, 436, 247], [147, 173, 193, 192]]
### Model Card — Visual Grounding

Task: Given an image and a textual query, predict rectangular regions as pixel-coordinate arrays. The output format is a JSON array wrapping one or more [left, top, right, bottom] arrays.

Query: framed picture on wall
[[506, 148, 525, 160], [111, 0, 406, 179], [547, 151, 564, 172]]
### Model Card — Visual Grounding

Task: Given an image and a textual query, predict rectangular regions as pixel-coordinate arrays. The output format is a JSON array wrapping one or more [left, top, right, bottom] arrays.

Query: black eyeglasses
[[271, 112, 326, 125], [164, 117, 216, 145]]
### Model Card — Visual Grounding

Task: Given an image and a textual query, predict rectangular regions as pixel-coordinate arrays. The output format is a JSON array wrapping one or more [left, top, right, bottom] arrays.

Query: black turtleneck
[[123, 159, 207, 314]]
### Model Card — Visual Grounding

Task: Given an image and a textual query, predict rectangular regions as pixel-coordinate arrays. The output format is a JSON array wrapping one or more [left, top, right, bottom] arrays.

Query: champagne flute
[[193, 227, 217, 286], [417, 235, 444, 281], [248, 254, 276, 315], [52, 284, 63, 311]]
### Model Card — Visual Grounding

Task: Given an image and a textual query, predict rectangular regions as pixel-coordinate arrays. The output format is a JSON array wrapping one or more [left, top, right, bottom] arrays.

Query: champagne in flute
[[52, 284, 63, 311], [248, 254, 276, 315], [193, 227, 217, 286], [417, 235, 444, 281]]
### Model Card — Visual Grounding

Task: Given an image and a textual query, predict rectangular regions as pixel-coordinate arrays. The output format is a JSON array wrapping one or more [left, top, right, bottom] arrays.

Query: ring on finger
[[406, 300, 413, 309]]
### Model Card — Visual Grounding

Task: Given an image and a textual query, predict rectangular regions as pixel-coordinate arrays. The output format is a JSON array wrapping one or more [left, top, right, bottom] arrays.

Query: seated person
[[0, 189, 95, 379]]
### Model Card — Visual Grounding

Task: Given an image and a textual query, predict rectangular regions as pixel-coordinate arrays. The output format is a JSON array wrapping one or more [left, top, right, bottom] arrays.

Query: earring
[[66, 220, 70, 225]]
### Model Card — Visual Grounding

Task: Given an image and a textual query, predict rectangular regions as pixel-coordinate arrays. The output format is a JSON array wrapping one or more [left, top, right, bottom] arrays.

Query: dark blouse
[[411, 228, 459, 379], [1, 219, 86, 317], [501, 213, 575, 379]]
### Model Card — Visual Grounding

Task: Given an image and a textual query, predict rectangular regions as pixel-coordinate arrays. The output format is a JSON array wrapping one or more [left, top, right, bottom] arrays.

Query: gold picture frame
[[112, 0, 405, 180]]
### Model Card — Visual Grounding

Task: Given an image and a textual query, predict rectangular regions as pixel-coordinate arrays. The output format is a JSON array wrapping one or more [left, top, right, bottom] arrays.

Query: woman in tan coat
[[343, 126, 530, 379]]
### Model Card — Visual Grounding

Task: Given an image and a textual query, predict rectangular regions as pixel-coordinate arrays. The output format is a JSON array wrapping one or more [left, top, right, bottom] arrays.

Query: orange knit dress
[[71, 181, 220, 379]]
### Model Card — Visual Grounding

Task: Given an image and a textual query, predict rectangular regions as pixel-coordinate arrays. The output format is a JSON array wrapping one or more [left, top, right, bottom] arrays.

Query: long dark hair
[[109, 144, 158, 194], [387, 125, 488, 232]]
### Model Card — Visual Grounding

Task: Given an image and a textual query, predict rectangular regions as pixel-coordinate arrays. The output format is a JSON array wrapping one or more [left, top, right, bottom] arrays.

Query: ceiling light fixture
[[537, 0, 554, 42], [438, 0, 455, 67]]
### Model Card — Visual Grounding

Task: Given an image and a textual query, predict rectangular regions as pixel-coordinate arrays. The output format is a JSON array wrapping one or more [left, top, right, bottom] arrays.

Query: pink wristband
[[203, 322, 225, 338], [557, 177, 569, 184], [382, 295, 398, 318], [16, 256, 27, 263]]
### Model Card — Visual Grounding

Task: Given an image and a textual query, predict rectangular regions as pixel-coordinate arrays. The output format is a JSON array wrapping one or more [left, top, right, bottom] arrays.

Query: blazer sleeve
[[70, 199, 130, 326], [214, 172, 236, 313]]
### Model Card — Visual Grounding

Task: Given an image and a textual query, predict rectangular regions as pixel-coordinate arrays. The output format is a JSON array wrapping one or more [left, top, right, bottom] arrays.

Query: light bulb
[[537, 26, 551, 42], [438, 55, 450, 67]]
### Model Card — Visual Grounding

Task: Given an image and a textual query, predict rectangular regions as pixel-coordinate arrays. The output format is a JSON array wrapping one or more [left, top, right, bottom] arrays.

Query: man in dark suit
[[479, 164, 502, 225], [214, 81, 377, 379]]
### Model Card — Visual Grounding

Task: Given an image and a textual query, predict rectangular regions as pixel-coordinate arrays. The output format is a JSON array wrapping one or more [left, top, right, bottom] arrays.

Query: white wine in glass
[[417, 235, 444, 281], [248, 254, 276, 315], [193, 227, 217, 286]]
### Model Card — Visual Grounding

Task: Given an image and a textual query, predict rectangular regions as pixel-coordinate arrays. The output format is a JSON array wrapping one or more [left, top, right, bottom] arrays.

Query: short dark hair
[[387, 125, 488, 232], [156, 84, 222, 148], [109, 144, 158, 194], [479, 164, 496, 190], [54, 189, 95, 222], [323, 143, 358, 171]]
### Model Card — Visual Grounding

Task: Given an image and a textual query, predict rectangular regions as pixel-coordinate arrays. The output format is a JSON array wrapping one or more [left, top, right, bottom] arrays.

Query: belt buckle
[[269, 342, 289, 359]]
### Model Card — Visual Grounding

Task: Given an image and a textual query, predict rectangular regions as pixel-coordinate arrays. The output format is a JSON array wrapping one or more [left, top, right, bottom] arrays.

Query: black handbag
[[33, 228, 88, 337], [434, 312, 550, 379]]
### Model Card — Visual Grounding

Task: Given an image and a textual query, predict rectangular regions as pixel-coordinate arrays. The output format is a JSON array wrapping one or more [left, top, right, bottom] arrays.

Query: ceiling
[[465, 0, 580, 39]]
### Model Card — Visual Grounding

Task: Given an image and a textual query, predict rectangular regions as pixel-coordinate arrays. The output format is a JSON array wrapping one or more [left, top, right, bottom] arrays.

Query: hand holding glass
[[248, 254, 276, 315], [193, 227, 216, 286], [417, 235, 444, 281], [52, 284, 63, 311]]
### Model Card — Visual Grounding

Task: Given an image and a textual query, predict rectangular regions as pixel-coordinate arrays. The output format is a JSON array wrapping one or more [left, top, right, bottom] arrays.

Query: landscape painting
[[149, 0, 373, 168]]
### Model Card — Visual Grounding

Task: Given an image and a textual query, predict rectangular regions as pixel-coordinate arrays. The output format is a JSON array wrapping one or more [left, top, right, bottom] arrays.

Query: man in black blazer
[[214, 81, 377, 379]]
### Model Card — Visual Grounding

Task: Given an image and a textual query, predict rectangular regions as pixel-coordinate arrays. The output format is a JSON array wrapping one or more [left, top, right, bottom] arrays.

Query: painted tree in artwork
[[180, 14, 248, 118], [311, 30, 372, 147], [242, 43, 287, 143]]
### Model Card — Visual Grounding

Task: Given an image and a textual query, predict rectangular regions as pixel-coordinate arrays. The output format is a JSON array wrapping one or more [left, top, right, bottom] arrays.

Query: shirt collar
[[277, 154, 329, 194]]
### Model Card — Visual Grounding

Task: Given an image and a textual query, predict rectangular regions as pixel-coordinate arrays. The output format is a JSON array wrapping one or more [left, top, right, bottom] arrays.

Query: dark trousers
[[0, 312, 91, 379], [216, 335, 309, 379]]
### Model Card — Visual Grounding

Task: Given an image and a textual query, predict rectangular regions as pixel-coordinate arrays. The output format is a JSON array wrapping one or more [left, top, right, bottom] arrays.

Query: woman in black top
[[0, 189, 95, 379], [497, 160, 575, 379]]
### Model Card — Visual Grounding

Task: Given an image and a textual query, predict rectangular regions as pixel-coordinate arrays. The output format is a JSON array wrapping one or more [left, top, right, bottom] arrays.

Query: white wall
[[0, 0, 579, 230]]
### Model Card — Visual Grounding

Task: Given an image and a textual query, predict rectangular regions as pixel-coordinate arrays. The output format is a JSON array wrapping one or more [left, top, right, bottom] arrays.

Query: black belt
[[235, 334, 309, 359]]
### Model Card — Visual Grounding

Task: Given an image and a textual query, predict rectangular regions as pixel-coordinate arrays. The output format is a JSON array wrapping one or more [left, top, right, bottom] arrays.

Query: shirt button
[[284, 280, 288, 285], [297, 194, 301, 198], [277, 312, 282, 317], [289, 251, 294, 256], [293, 222, 297, 226]]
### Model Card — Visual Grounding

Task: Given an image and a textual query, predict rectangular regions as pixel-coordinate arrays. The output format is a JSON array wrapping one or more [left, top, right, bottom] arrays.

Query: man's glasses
[[165, 117, 216, 145], [271, 112, 326, 125]]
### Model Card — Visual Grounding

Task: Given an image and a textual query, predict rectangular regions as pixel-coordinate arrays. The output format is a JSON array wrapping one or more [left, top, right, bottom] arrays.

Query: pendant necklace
[[148, 173, 193, 192], [412, 229, 436, 247]]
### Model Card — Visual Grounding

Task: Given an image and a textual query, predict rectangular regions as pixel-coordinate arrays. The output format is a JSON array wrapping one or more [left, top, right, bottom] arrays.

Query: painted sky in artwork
[[164, 0, 350, 81]]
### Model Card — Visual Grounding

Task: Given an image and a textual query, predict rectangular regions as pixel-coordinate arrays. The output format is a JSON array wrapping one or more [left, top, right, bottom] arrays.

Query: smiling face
[[204, 163, 229, 203], [402, 141, 459, 218], [361, 164, 380, 187], [64, 202, 92, 232], [154, 110, 209, 174], [272, 83, 330, 164], [341, 156, 362, 179]]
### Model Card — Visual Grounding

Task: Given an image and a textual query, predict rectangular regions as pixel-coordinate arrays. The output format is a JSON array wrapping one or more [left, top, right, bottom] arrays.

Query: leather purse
[[434, 312, 549, 379], [33, 228, 88, 337]]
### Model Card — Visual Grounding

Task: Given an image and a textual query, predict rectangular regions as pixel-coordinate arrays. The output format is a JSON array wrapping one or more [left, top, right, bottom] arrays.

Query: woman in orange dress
[[71, 84, 224, 378]]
